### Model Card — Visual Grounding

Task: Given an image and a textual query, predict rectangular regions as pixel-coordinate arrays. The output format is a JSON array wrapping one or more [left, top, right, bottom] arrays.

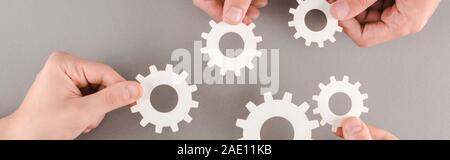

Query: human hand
[[0, 52, 143, 140], [193, 0, 268, 25], [336, 117, 398, 140], [328, 0, 440, 47]]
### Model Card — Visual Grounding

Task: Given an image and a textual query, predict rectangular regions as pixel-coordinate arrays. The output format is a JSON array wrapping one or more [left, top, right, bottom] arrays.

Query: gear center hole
[[150, 85, 178, 113], [329, 92, 352, 116], [219, 32, 244, 58], [305, 9, 327, 32], [260, 117, 294, 140]]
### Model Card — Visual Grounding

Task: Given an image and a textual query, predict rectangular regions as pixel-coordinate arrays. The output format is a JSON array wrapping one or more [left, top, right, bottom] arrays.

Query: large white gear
[[312, 76, 369, 132], [131, 64, 199, 134], [236, 92, 319, 140], [288, 0, 343, 48], [201, 20, 262, 76]]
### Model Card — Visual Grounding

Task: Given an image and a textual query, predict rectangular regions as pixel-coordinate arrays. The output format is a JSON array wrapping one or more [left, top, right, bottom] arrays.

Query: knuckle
[[397, 27, 411, 37], [104, 91, 119, 107], [48, 51, 69, 64], [359, 0, 370, 8], [192, 0, 203, 7], [411, 23, 425, 34], [355, 39, 371, 48]]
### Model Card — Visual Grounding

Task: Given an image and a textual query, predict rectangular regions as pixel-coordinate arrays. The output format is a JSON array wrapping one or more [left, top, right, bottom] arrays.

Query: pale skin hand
[[0, 52, 143, 140], [336, 117, 398, 140], [193, 0, 269, 25], [194, 0, 440, 47], [329, 0, 441, 47]]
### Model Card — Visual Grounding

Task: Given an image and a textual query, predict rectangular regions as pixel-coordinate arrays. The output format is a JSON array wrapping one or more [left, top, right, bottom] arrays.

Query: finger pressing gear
[[313, 76, 369, 132]]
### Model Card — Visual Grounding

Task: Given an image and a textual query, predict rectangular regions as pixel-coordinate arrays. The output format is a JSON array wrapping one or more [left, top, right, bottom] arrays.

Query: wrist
[[0, 112, 39, 140]]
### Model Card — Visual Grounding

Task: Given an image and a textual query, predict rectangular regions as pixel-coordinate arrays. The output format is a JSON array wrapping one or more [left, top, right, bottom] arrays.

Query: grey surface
[[0, 0, 449, 140]]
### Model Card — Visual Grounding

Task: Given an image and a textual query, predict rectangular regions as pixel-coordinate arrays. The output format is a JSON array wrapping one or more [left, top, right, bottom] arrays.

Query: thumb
[[223, 0, 253, 25], [80, 81, 143, 114], [331, 0, 377, 20], [342, 117, 373, 140]]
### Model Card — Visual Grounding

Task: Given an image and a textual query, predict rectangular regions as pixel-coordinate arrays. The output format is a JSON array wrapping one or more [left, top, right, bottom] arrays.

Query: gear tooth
[[180, 71, 189, 80], [320, 120, 327, 126], [255, 36, 263, 43], [131, 105, 140, 113], [191, 101, 199, 108], [236, 119, 247, 128], [332, 125, 339, 132], [354, 82, 361, 89], [201, 47, 208, 54], [248, 23, 256, 30], [362, 106, 369, 113], [318, 83, 325, 90], [234, 70, 241, 77], [140, 119, 149, 127], [171, 124, 179, 132], [165, 64, 173, 72], [219, 69, 227, 76], [247, 62, 255, 70], [330, 76, 337, 82], [337, 26, 343, 32], [289, 8, 296, 14], [209, 20, 216, 27], [329, 36, 336, 43], [149, 65, 158, 74], [263, 93, 273, 101], [318, 42, 324, 48], [184, 115, 193, 123], [201, 32, 209, 39], [312, 95, 319, 101], [294, 32, 302, 39], [310, 121, 320, 129], [136, 74, 145, 82], [288, 21, 295, 27], [155, 126, 163, 134], [362, 93, 368, 100], [189, 85, 198, 92], [207, 60, 215, 67], [299, 102, 310, 112], [245, 101, 257, 112], [343, 76, 349, 82], [283, 92, 293, 102], [255, 50, 262, 57], [305, 40, 312, 46], [313, 108, 320, 114]]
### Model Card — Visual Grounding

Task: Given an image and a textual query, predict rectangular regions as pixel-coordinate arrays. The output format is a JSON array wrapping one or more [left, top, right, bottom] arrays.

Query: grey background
[[0, 0, 449, 140]]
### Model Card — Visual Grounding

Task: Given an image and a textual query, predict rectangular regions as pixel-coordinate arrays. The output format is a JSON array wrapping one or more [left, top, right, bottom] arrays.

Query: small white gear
[[288, 0, 343, 48], [201, 20, 262, 76], [236, 92, 319, 140], [312, 76, 369, 132], [131, 64, 199, 134]]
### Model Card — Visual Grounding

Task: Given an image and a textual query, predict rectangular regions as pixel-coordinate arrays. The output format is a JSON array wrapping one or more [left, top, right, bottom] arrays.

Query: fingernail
[[225, 6, 243, 23], [333, 0, 350, 20], [125, 85, 140, 100], [344, 121, 363, 135]]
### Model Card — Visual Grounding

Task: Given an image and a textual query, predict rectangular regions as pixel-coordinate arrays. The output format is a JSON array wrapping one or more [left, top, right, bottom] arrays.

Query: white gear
[[201, 20, 262, 76], [131, 65, 199, 134], [312, 76, 369, 132], [236, 92, 319, 140], [288, 0, 343, 48]]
